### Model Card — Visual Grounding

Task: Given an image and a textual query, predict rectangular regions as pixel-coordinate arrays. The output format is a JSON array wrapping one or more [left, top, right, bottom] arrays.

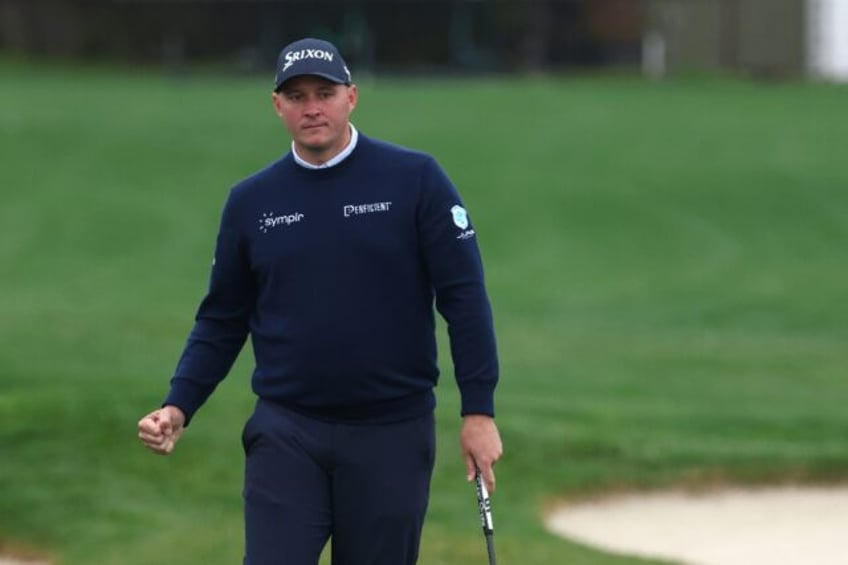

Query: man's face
[[272, 76, 358, 164]]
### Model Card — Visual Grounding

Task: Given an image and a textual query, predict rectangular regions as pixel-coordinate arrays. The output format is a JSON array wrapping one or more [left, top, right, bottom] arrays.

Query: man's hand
[[460, 414, 503, 494], [138, 405, 186, 455]]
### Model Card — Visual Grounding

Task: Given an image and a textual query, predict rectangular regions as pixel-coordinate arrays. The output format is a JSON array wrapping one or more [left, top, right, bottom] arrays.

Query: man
[[138, 37, 502, 565]]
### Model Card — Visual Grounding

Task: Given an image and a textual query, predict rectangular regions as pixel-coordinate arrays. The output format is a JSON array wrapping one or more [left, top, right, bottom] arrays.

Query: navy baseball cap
[[274, 38, 352, 91]]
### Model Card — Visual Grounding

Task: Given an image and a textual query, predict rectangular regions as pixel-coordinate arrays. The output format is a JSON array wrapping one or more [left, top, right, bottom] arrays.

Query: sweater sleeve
[[163, 189, 254, 425], [416, 157, 499, 417]]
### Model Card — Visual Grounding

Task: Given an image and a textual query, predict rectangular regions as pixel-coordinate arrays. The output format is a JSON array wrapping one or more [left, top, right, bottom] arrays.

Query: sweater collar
[[292, 123, 359, 170]]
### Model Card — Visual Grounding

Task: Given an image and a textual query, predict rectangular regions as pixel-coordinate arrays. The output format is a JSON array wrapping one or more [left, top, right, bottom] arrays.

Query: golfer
[[138, 37, 502, 565]]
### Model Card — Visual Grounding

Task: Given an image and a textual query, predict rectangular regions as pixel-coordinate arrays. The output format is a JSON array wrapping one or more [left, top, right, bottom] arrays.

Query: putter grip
[[475, 471, 494, 534]]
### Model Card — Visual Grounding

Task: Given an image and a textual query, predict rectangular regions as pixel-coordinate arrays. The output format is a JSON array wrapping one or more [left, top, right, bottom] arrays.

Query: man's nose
[[304, 97, 322, 115]]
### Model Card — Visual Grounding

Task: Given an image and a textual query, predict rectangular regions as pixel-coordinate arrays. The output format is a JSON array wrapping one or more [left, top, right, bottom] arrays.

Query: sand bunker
[[546, 485, 848, 565]]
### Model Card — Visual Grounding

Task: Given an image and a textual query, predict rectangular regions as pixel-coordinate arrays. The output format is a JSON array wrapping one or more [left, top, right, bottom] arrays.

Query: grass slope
[[1, 59, 847, 564]]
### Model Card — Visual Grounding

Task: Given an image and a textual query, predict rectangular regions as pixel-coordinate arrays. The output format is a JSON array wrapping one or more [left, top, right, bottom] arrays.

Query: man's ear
[[272, 91, 284, 117], [347, 84, 358, 113]]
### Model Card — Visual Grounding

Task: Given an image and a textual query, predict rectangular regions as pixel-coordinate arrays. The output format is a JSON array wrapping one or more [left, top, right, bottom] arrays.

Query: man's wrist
[[163, 404, 186, 426]]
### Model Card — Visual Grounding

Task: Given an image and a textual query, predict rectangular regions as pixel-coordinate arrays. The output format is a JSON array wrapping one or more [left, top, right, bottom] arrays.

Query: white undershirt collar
[[292, 123, 358, 169]]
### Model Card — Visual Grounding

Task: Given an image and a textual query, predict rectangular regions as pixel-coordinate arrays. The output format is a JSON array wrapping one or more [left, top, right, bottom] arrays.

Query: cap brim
[[275, 72, 349, 91]]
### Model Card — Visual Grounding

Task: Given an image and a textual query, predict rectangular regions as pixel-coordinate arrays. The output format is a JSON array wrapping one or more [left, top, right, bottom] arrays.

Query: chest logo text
[[258, 211, 305, 233], [343, 201, 392, 218]]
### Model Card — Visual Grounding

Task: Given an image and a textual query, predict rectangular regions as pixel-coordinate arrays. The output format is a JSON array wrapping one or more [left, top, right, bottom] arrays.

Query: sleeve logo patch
[[451, 205, 469, 229]]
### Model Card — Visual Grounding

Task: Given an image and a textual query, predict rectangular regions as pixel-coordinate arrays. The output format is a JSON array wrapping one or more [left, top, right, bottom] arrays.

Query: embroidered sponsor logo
[[451, 205, 469, 229], [457, 229, 476, 240], [282, 48, 334, 73], [343, 201, 392, 218], [258, 211, 305, 233]]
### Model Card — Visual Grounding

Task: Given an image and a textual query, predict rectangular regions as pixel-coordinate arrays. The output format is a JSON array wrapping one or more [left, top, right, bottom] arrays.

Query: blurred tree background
[[2, 0, 842, 81], [0, 0, 638, 72]]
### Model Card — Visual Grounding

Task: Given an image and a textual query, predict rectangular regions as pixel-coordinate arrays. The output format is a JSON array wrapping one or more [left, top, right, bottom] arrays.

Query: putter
[[475, 468, 497, 565]]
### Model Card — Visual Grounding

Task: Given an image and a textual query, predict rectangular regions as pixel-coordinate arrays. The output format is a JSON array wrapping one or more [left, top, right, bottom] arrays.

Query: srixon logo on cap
[[282, 49, 334, 72]]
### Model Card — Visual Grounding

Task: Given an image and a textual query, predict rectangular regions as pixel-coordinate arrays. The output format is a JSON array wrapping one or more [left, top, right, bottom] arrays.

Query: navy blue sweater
[[165, 133, 498, 424]]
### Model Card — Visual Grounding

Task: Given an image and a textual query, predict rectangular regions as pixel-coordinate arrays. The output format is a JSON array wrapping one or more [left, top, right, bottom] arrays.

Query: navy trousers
[[242, 399, 436, 565]]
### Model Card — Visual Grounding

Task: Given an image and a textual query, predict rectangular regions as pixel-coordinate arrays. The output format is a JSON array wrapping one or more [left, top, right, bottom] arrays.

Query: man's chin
[[297, 134, 330, 152]]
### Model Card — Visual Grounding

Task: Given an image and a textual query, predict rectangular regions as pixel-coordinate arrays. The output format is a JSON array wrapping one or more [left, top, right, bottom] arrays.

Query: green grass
[[1, 58, 847, 564]]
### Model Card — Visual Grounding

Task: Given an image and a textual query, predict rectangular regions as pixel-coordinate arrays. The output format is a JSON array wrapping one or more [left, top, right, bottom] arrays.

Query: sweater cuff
[[163, 378, 210, 427], [459, 380, 496, 417]]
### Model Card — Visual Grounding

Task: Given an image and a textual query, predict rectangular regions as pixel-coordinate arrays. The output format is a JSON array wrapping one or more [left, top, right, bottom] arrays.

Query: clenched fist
[[137, 405, 186, 455]]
